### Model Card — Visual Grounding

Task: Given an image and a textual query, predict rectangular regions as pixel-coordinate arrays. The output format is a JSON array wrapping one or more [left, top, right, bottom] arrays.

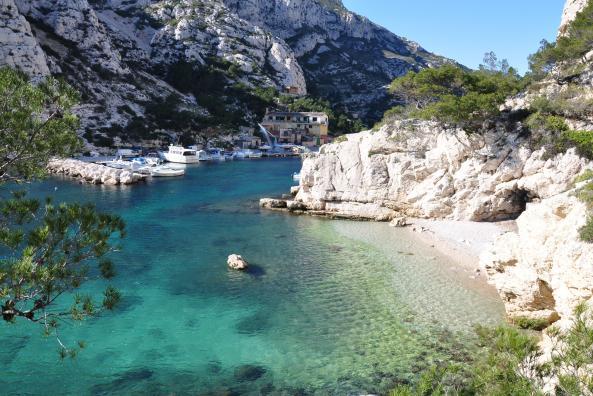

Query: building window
[[313, 117, 318, 122]]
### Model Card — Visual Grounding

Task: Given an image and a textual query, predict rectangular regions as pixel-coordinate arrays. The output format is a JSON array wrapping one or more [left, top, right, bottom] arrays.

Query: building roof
[[264, 111, 328, 117]]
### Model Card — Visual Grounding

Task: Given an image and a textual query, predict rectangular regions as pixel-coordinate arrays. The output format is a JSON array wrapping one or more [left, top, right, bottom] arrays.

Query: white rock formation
[[227, 254, 249, 270], [482, 190, 593, 325], [0, 0, 50, 76], [294, 120, 589, 222], [559, 0, 588, 36]]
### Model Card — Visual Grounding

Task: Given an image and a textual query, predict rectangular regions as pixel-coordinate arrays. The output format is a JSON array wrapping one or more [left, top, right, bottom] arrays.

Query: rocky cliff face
[[0, 0, 49, 76], [294, 121, 588, 222], [482, 191, 593, 325], [0, 0, 448, 147], [560, 0, 588, 35], [223, 0, 446, 120]]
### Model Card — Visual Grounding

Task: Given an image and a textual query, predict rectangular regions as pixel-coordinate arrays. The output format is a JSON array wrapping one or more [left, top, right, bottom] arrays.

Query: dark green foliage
[[529, 0, 593, 81], [0, 67, 124, 355], [0, 68, 81, 182], [579, 218, 593, 242], [386, 62, 525, 132], [512, 316, 552, 331], [163, 59, 277, 133]]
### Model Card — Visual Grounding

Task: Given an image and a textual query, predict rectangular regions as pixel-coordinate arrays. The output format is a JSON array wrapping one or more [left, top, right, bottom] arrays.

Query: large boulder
[[481, 191, 593, 326], [227, 254, 249, 271]]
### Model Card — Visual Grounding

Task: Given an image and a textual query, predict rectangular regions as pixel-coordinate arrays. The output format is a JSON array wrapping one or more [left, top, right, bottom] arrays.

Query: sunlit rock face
[[559, 0, 588, 36], [295, 120, 589, 222]]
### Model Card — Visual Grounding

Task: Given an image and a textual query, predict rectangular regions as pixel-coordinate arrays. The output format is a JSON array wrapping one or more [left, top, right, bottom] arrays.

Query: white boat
[[104, 156, 132, 169], [196, 150, 210, 161], [163, 145, 200, 164], [247, 149, 263, 158], [293, 172, 301, 181], [150, 166, 185, 177]]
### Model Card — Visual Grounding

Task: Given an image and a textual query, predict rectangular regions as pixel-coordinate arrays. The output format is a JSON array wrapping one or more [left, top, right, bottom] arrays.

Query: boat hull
[[163, 153, 200, 164]]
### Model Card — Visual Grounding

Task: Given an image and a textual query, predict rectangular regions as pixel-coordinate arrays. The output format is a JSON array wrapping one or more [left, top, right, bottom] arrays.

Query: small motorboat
[[247, 149, 263, 158], [292, 172, 301, 181], [150, 166, 185, 177], [104, 156, 133, 169]]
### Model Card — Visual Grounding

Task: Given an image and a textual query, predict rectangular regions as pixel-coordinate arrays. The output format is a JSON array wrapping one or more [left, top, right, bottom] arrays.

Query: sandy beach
[[403, 218, 517, 270]]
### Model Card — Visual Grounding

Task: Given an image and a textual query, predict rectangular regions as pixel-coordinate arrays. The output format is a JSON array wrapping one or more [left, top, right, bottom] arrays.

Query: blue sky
[[342, 0, 566, 74]]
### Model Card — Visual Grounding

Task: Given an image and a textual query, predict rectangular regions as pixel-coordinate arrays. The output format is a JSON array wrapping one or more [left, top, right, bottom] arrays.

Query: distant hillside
[[1, 0, 452, 148]]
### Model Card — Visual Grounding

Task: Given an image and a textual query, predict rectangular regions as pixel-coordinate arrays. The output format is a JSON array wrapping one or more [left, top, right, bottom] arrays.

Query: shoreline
[[403, 218, 517, 274]]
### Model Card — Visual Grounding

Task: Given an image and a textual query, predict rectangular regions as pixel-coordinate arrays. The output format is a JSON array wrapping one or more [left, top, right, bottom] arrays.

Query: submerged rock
[[233, 365, 267, 382], [259, 198, 287, 209], [227, 254, 249, 270]]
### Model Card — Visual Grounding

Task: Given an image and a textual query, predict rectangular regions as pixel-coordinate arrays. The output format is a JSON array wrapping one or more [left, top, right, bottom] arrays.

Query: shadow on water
[[90, 368, 154, 395], [246, 263, 266, 278]]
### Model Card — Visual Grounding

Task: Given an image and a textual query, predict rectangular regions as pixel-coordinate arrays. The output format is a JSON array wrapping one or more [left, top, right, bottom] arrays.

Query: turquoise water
[[0, 158, 504, 395]]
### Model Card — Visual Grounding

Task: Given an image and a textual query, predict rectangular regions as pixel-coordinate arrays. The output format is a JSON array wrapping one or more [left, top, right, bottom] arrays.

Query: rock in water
[[390, 216, 409, 227], [234, 365, 266, 382], [227, 254, 249, 270]]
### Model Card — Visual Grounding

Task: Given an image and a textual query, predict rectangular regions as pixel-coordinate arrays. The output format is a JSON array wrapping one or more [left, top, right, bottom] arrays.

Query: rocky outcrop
[[482, 190, 593, 327], [560, 0, 588, 36], [224, 0, 450, 120], [47, 159, 144, 185], [227, 254, 249, 270], [0, 0, 50, 76], [288, 120, 589, 221]]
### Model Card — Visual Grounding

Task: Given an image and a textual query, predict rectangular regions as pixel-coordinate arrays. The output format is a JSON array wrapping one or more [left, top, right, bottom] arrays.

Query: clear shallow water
[[0, 158, 504, 395]]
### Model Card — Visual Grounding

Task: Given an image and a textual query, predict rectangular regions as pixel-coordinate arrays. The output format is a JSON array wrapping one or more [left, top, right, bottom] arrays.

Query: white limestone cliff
[[294, 120, 589, 222], [560, 0, 588, 35], [482, 190, 593, 325]]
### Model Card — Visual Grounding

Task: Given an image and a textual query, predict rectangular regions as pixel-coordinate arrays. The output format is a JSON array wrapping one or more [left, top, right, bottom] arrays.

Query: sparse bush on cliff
[[385, 56, 525, 132], [391, 304, 593, 395], [579, 218, 593, 242]]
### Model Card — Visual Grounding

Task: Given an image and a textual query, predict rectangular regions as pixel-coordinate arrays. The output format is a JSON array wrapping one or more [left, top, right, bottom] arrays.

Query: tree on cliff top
[[0, 67, 123, 358], [529, 0, 593, 82], [386, 55, 525, 132]]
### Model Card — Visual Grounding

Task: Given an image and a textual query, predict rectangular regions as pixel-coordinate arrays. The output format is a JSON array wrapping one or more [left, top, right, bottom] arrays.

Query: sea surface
[[0, 158, 504, 395]]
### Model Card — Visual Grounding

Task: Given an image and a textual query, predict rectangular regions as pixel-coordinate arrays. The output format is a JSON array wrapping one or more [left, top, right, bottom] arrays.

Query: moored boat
[[163, 145, 200, 164], [150, 166, 185, 177]]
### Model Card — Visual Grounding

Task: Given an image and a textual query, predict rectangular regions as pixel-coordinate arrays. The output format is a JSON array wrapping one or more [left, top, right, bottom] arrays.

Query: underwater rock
[[233, 364, 267, 382], [259, 198, 288, 209], [227, 254, 249, 270]]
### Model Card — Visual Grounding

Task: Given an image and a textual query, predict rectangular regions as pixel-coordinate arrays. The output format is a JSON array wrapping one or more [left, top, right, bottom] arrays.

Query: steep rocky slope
[[223, 0, 447, 121], [0, 0, 448, 147]]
